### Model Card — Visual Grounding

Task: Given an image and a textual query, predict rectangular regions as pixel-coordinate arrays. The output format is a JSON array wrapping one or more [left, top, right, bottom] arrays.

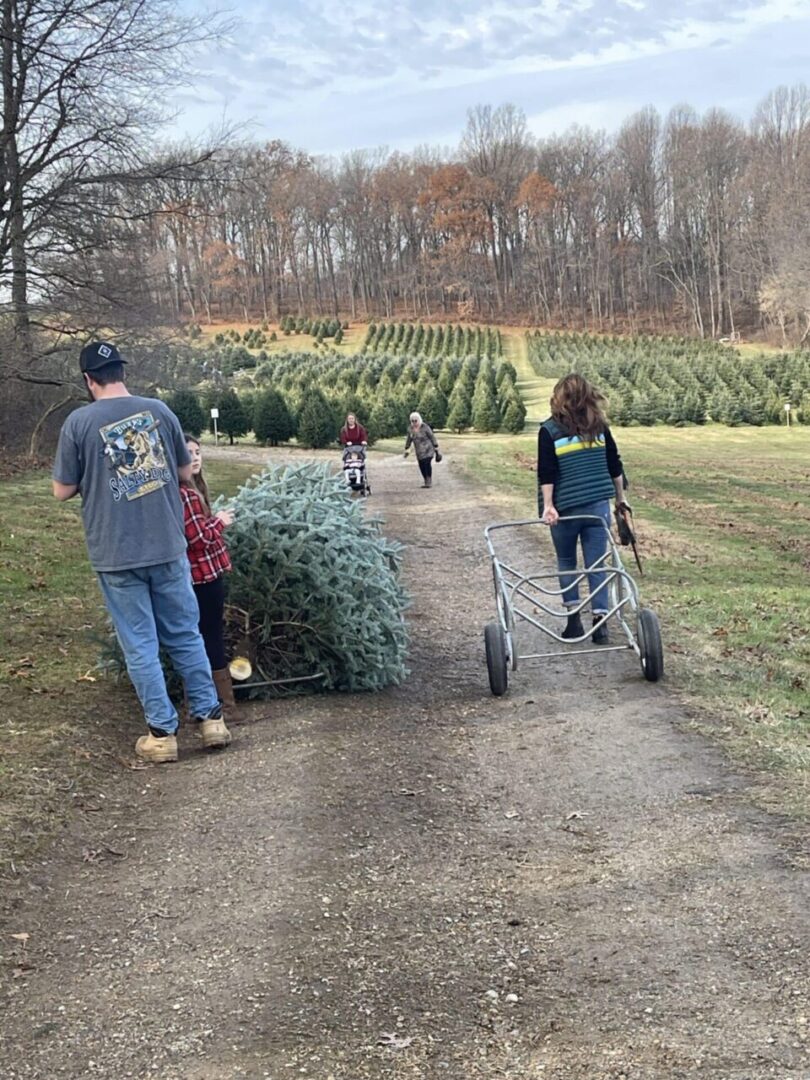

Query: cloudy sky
[[176, 0, 810, 153]]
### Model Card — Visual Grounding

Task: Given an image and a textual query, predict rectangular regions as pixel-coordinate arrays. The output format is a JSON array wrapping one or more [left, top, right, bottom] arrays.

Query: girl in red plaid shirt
[[180, 436, 235, 705]]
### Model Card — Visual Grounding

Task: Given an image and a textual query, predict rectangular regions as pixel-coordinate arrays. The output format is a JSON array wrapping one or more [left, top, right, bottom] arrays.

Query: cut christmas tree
[[222, 462, 409, 696]]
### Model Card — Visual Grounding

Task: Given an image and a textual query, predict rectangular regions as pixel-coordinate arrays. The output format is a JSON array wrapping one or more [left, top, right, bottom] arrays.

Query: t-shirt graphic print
[[100, 410, 171, 502]]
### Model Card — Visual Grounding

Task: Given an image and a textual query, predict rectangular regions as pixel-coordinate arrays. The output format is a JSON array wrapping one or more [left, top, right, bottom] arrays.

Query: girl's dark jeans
[[418, 457, 433, 480], [193, 575, 227, 669]]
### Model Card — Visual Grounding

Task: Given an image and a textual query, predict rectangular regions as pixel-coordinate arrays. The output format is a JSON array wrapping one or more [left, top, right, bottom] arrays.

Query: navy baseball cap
[[79, 341, 126, 373]]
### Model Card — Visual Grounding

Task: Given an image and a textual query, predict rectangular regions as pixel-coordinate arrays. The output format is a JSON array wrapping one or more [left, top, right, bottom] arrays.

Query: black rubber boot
[[561, 612, 585, 640], [592, 616, 609, 644]]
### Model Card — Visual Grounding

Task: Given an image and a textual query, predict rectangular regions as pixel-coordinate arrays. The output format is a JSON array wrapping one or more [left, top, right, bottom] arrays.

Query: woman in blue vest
[[538, 374, 626, 643]]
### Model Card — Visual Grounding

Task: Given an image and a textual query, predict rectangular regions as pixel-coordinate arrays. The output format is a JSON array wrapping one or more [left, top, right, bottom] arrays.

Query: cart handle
[[485, 516, 612, 555], [485, 514, 610, 537]]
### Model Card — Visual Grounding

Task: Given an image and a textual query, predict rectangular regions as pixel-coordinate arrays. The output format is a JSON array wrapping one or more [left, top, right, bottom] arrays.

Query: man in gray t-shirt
[[53, 342, 231, 762]]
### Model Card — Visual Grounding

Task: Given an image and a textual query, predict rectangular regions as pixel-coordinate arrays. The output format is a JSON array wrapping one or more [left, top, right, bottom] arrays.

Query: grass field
[[0, 458, 258, 874], [197, 319, 368, 357], [198, 319, 546, 378], [445, 424, 810, 808]]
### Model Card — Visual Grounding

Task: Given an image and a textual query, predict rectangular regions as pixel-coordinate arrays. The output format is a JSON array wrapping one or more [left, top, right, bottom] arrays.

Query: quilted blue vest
[[541, 419, 615, 512]]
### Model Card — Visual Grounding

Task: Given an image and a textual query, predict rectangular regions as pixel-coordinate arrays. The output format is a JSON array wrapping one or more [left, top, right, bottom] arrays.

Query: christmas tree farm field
[[447, 423, 810, 808], [175, 321, 531, 445], [528, 330, 810, 426]]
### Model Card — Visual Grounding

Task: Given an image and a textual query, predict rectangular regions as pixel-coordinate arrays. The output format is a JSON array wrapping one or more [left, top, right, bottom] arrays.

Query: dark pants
[[418, 456, 433, 480], [193, 576, 227, 670]]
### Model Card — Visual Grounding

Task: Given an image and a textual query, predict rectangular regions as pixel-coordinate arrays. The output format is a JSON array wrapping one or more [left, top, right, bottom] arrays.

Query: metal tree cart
[[483, 515, 663, 696]]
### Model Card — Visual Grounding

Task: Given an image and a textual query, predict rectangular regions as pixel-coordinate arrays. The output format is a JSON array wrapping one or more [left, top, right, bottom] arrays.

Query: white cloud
[[195, 0, 810, 106], [174, 0, 810, 150]]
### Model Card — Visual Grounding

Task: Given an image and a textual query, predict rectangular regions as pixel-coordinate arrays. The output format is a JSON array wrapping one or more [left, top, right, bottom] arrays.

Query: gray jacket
[[405, 423, 438, 461]]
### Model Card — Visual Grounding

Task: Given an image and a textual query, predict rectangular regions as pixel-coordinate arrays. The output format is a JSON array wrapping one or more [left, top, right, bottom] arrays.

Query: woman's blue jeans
[[97, 557, 219, 734], [550, 500, 611, 613]]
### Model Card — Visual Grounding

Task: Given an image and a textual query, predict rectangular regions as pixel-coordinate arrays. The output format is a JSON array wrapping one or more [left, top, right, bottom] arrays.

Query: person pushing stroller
[[339, 412, 371, 496], [339, 413, 367, 447]]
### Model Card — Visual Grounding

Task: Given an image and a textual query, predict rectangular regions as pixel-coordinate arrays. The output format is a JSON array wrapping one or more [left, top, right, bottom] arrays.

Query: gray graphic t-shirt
[[53, 395, 191, 572]]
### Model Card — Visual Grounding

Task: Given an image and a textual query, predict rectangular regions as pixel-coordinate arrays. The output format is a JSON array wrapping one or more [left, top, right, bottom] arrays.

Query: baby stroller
[[342, 444, 371, 497]]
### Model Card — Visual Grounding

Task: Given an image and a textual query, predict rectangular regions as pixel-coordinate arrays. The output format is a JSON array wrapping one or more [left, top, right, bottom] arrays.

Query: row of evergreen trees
[[164, 386, 328, 448], [363, 322, 503, 361], [279, 315, 348, 338], [165, 348, 527, 447], [527, 330, 733, 371], [527, 331, 810, 426], [253, 349, 526, 437], [213, 326, 276, 348]]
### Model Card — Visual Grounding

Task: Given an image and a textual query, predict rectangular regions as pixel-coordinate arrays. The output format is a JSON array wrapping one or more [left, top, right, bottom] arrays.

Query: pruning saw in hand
[[614, 502, 643, 575]]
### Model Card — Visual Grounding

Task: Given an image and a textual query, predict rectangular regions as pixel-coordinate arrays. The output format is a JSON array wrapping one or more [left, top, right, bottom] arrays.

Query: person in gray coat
[[403, 411, 441, 488]]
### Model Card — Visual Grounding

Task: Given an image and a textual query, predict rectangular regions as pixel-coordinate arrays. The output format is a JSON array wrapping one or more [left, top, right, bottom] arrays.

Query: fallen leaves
[[743, 702, 775, 725], [378, 1033, 413, 1050], [8, 656, 34, 678], [81, 845, 126, 863], [9, 933, 32, 978]]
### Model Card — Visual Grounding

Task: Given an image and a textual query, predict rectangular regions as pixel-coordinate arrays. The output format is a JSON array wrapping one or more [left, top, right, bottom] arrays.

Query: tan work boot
[[135, 732, 178, 763], [199, 714, 232, 750], [212, 667, 235, 707]]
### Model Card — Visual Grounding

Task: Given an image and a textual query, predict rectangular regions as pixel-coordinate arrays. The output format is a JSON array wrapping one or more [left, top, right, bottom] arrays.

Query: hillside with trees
[[1, 0, 808, 452], [125, 91, 810, 342]]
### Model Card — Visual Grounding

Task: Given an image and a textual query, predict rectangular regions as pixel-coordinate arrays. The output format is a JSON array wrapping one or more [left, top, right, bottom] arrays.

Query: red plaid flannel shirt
[[180, 485, 232, 584]]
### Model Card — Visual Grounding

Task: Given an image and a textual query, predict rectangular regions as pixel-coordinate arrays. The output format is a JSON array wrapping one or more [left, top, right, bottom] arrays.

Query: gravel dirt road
[[2, 450, 808, 1079]]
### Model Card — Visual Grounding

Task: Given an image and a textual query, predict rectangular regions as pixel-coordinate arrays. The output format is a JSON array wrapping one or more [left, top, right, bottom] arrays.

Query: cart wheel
[[638, 608, 664, 682], [485, 621, 508, 696]]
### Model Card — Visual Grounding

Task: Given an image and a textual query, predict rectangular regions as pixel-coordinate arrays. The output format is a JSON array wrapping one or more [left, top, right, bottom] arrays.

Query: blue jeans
[[98, 558, 219, 734], [550, 501, 611, 613]]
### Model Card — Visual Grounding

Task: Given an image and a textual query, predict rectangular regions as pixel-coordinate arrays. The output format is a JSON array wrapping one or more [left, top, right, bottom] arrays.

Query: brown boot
[[212, 667, 235, 707]]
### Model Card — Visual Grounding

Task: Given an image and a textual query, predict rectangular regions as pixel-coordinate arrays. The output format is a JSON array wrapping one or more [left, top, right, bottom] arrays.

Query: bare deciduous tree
[[0, 0, 231, 450]]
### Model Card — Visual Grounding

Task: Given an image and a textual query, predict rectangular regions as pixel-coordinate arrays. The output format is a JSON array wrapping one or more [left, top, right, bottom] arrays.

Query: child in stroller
[[342, 444, 371, 496]]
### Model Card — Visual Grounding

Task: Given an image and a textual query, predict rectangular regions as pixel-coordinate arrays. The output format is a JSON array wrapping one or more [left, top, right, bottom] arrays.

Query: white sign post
[[210, 406, 220, 445], [784, 402, 791, 428]]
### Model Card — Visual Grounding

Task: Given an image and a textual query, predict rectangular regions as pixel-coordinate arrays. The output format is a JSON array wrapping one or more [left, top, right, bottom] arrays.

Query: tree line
[[138, 89, 810, 344], [0, 0, 231, 451]]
